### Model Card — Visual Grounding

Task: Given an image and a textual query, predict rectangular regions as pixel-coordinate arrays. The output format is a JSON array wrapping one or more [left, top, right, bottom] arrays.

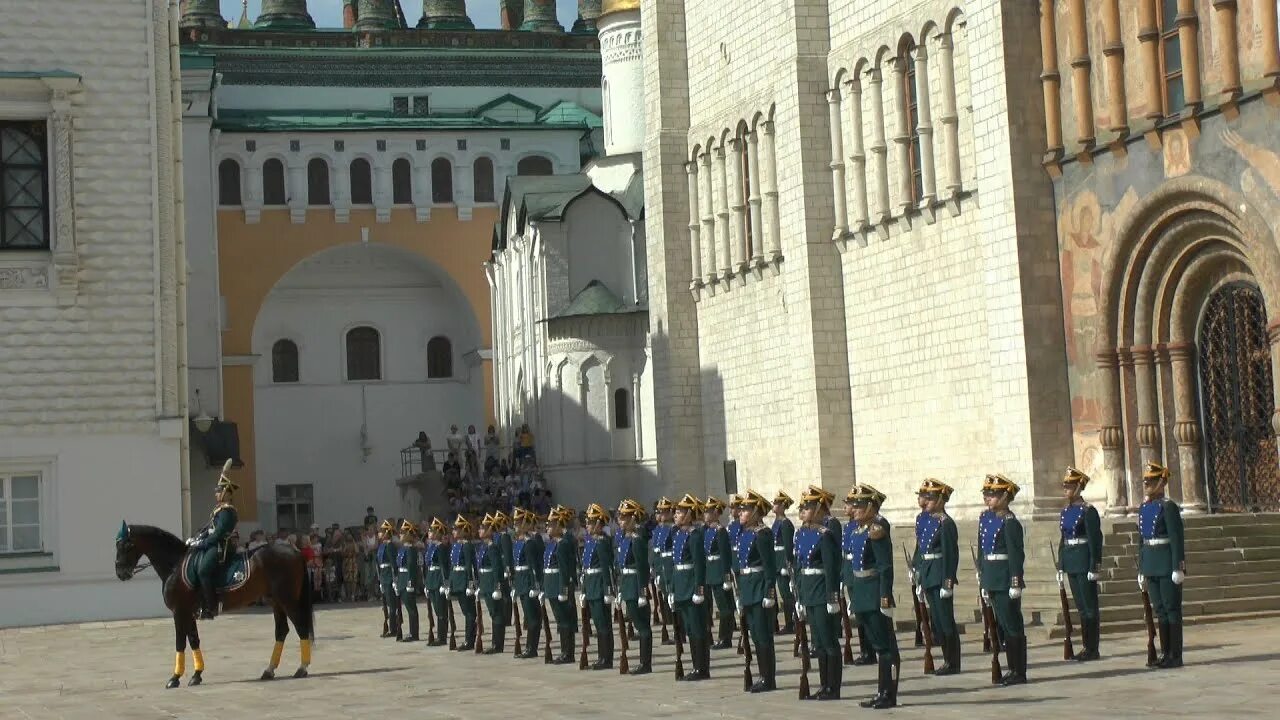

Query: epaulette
[[868, 523, 887, 540]]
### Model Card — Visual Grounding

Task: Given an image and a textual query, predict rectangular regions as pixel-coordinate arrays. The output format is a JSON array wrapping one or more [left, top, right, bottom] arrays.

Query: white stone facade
[[600, 9, 644, 156], [641, 0, 1072, 520], [0, 0, 183, 626]]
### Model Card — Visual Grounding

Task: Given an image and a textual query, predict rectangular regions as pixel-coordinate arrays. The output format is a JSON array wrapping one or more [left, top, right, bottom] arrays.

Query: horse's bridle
[[116, 539, 152, 577]]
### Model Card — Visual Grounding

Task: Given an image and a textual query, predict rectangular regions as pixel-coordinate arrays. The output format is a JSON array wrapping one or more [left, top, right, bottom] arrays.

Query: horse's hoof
[[165, 676, 181, 689], [188, 672, 202, 687], [293, 667, 308, 679], [260, 669, 275, 681]]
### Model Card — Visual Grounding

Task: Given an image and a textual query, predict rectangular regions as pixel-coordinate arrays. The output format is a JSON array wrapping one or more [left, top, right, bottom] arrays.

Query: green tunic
[[192, 504, 238, 583], [979, 510, 1026, 637], [617, 526, 652, 639]]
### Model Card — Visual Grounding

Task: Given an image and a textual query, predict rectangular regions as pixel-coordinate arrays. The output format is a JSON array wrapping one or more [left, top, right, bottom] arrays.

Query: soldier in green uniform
[[845, 485, 899, 709], [1059, 467, 1104, 661], [395, 520, 423, 642], [771, 491, 797, 635], [701, 496, 736, 650], [670, 494, 709, 681], [542, 506, 579, 665], [581, 503, 616, 670], [423, 518, 451, 646], [512, 508, 546, 659], [735, 490, 779, 692], [187, 472, 240, 620], [651, 497, 677, 645], [1138, 461, 1186, 669], [493, 510, 515, 632], [448, 515, 478, 651], [477, 513, 509, 653], [914, 478, 960, 674], [979, 474, 1028, 686], [616, 499, 653, 674], [374, 519, 399, 638], [794, 485, 842, 700], [841, 489, 876, 666]]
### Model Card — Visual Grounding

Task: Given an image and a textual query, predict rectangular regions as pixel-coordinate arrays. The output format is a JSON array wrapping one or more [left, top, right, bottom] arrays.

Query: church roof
[[551, 280, 644, 320], [213, 104, 600, 132]]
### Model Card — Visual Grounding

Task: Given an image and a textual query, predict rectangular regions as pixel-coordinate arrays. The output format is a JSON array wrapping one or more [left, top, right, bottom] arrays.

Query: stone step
[[1051, 582, 1280, 618], [1108, 525, 1280, 544], [1111, 513, 1280, 533], [1096, 569, 1280, 595], [1047, 593, 1280, 625], [1104, 533, 1280, 553], [1104, 545, 1280, 570], [1044, 608, 1280, 639]]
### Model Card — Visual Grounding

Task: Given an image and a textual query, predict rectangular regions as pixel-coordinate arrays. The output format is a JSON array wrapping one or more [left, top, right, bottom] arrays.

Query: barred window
[[345, 326, 381, 381], [1, 121, 49, 250], [431, 158, 453, 203], [307, 158, 330, 205], [1157, 0, 1184, 115], [218, 159, 242, 206], [272, 339, 299, 383], [262, 158, 287, 206], [350, 158, 373, 205], [473, 157, 495, 203], [392, 158, 412, 204]]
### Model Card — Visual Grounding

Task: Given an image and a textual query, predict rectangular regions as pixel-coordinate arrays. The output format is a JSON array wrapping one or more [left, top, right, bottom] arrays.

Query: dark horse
[[115, 523, 315, 688]]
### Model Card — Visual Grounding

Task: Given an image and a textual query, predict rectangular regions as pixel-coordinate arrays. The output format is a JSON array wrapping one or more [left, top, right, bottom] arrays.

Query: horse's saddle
[[182, 550, 252, 594]]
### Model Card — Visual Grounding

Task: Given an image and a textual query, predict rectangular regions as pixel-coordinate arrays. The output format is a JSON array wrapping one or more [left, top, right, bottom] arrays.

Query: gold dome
[[601, 0, 641, 16]]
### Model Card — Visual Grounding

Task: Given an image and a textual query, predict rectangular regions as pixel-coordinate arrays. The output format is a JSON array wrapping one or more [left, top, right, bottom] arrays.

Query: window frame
[[613, 387, 632, 430], [426, 335, 453, 379], [275, 483, 314, 533], [306, 158, 330, 206], [900, 39, 924, 207], [472, 156, 495, 204], [431, 158, 454, 204], [271, 338, 300, 384], [344, 325, 383, 382], [1156, 0, 1185, 117], [391, 158, 412, 205], [217, 158, 242, 207], [262, 158, 287, 207], [0, 470, 44, 554], [349, 157, 374, 206], [0, 119, 51, 251]]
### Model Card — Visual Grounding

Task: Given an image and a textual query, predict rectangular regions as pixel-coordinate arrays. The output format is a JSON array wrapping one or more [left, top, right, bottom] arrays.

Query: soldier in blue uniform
[[477, 513, 509, 654], [493, 510, 515, 632], [395, 520, 423, 643], [581, 503, 616, 670], [841, 488, 876, 666], [1059, 466, 1103, 661], [701, 496, 736, 650], [375, 519, 400, 639], [735, 490, 779, 692], [844, 485, 898, 709], [651, 497, 677, 645], [448, 515, 478, 651], [512, 508, 546, 659], [979, 474, 1028, 686], [914, 478, 960, 674], [616, 499, 653, 674], [795, 485, 842, 700], [670, 494, 710, 681], [423, 518, 451, 646], [771, 491, 797, 634], [1138, 461, 1186, 669], [542, 506, 579, 665], [187, 471, 240, 620]]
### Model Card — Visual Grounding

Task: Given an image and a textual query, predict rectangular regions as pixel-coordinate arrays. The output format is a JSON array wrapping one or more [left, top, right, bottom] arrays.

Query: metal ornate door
[[1197, 284, 1280, 512]]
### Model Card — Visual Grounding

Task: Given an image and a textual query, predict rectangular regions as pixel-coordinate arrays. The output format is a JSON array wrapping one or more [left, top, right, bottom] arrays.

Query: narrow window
[[739, 131, 753, 257], [350, 158, 373, 205], [427, 336, 453, 379], [346, 326, 381, 381], [262, 158, 287, 206], [0, 472, 42, 552], [272, 339, 299, 383], [0, 121, 48, 249], [614, 388, 631, 430], [1157, 0, 1185, 115], [901, 39, 924, 205], [392, 158, 412, 204], [473, 157, 495, 203], [218, 158, 242, 206], [275, 484, 313, 533], [431, 158, 453, 203], [306, 158, 330, 205]]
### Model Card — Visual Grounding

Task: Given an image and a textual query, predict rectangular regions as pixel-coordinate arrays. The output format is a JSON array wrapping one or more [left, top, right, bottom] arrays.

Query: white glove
[[1137, 574, 1146, 591], [491, 591, 502, 600], [975, 571, 982, 583], [538, 591, 546, 602], [406, 584, 414, 593], [465, 586, 475, 597], [576, 592, 585, 608], [762, 597, 775, 609], [637, 595, 648, 608], [980, 589, 989, 600], [1056, 570, 1064, 585], [185, 537, 196, 547], [825, 602, 840, 615], [654, 576, 663, 590], [1086, 571, 1099, 582], [780, 567, 790, 577], [529, 589, 539, 598], [914, 585, 925, 602], [1171, 570, 1185, 585], [604, 594, 614, 605], [1008, 587, 1022, 600], [557, 594, 568, 603], [692, 593, 705, 605], [723, 581, 732, 591], [667, 594, 675, 607], [880, 604, 894, 619], [939, 586, 953, 599], [794, 602, 806, 620]]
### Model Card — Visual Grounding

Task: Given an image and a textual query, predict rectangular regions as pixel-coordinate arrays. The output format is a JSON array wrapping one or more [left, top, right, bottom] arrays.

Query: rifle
[[1141, 584, 1158, 667], [795, 584, 811, 699], [615, 601, 630, 675], [904, 544, 935, 673], [448, 591, 458, 650], [970, 545, 1002, 683], [655, 581, 671, 644], [1051, 541, 1075, 660], [578, 591, 591, 670], [729, 572, 753, 692], [673, 601, 686, 680], [512, 588, 523, 657], [540, 593, 554, 664], [840, 596, 855, 664], [475, 589, 485, 654], [650, 580, 661, 624], [425, 574, 436, 641]]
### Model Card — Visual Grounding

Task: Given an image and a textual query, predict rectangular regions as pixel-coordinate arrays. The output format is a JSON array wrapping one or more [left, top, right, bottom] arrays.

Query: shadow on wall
[[699, 367, 728, 500]]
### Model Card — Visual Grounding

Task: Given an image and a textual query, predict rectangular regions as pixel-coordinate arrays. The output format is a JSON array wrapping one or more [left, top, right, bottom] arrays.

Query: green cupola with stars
[[256, 0, 316, 30], [418, 0, 474, 30]]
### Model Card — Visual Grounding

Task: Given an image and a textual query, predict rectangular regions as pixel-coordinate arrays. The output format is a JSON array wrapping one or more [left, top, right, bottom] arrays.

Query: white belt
[[1065, 538, 1088, 546], [984, 554, 1009, 561], [1144, 538, 1170, 546], [514, 564, 529, 571], [584, 568, 603, 575], [844, 553, 855, 560], [398, 568, 409, 572], [675, 563, 693, 570], [706, 554, 721, 561], [740, 567, 763, 575], [852, 569, 879, 578], [378, 563, 391, 568], [660, 552, 673, 558], [545, 568, 560, 574], [621, 568, 638, 575], [801, 568, 824, 575], [453, 565, 467, 571], [921, 553, 941, 560], [428, 565, 441, 571], [479, 568, 493, 574], [773, 545, 785, 551]]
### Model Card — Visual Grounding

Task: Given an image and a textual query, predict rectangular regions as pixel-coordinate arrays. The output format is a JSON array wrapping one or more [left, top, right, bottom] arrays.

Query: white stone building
[[0, 1, 185, 626]]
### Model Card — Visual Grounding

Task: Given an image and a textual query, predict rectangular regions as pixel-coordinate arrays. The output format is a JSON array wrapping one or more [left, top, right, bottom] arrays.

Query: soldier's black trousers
[[923, 586, 957, 636], [588, 599, 613, 661], [1147, 575, 1183, 624], [1067, 572, 1099, 621], [745, 602, 775, 681], [709, 582, 735, 642], [399, 592, 419, 638], [624, 596, 653, 640], [854, 608, 899, 662], [430, 589, 450, 642], [482, 592, 507, 649], [986, 592, 1025, 638], [519, 594, 542, 650], [452, 591, 477, 645], [380, 581, 399, 633]]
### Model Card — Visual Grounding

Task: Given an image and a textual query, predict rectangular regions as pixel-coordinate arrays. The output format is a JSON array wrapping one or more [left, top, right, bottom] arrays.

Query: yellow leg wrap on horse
[[269, 641, 284, 669], [173, 652, 185, 677], [300, 639, 312, 666], [193, 649, 205, 672]]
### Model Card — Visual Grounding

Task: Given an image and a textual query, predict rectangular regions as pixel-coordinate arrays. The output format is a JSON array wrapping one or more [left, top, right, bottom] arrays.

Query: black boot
[[519, 619, 539, 658], [825, 650, 843, 700], [751, 644, 777, 692], [553, 629, 574, 664], [1077, 617, 1101, 661], [1151, 621, 1170, 668], [934, 633, 959, 675], [592, 632, 613, 670], [1160, 624, 1183, 669], [630, 636, 653, 675], [780, 604, 795, 635], [1001, 637, 1027, 686], [199, 585, 219, 620], [810, 654, 829, 699], [381, 603, 392, 638], [682, 635, 708, 681], [714, 614, 733, 650], [860, 659, 890, 708]]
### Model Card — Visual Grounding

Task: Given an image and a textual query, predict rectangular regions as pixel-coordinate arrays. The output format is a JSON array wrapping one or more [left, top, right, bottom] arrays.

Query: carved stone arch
[[919, 19, 940, 49], [831, 66, 850, 92], [943, 5, 967, 34]]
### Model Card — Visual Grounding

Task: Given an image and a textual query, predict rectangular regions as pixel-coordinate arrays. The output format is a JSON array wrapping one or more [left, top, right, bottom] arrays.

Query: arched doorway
[[1197, 283, 1280, 511]]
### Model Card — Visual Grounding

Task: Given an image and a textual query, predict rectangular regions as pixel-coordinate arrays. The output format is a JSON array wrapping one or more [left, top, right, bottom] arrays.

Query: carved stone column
[[699, 151, 718, 285], [1167, 343, 1207, 513], [759, 121, 782, 261], [1067, 0, 1095, 147], [844, 76, 871, 228], [826, 88, 849, 240], [1212, 1, 1242, 100], [1100, 0, 1128, 134], [934, 31, 963, 194], [373, 160, 392, 223], [287, 161, 306, 224], [867, 65, 891, 223], [889, 55, 913, 215], [419, 0, 473, 30], [519, 0, 561, 32], [1138, 0, 1163, 119], [355, 0, 400, 31], [1096, 351, 1129, 515], [714, 144, 732, 280], [572, 0, 601, 34], [256, 0, 316, 29], [180, 0, 225, 30], [1133, 347, 1163, 496], [1263, 0, 1280, 78], [49, 92, 79, 305], [746, 130, 765, 264], [631, 372, 644, 459], [685, 161, 702, 290], [913, 42, 937, 206], [1175, 0, 1202, 110], [727, 136, 748, 271], [1039, 0, 1064, 154]]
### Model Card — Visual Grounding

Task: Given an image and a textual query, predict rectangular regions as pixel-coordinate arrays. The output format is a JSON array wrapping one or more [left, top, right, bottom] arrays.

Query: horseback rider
[[187, 464, 239, 620]]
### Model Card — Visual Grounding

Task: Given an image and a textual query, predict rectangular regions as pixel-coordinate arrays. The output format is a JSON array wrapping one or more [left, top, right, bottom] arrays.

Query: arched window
[[900, 39, 924, 206], [517, 155, 553, 176], [427, 336, 453, 378], [262, 158, 287, 206], [272, 339, 299, 383], [738, 129, 753, 257], [392, 158, 412, 204], [431, 158, 453, 203], [345, 326, 381, 381], [350, 158, 373, 205], [473, 157, 495, 203], [614, 388, 631, 429], [602, 77, 611, 147], [307, 158, 330, 206], [1156, 0, 1184, 115], [218, 159, 242, 206]]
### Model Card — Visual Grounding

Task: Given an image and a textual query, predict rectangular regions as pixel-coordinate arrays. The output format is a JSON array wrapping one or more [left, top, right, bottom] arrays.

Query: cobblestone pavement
[[2, 602, 1275, 719]]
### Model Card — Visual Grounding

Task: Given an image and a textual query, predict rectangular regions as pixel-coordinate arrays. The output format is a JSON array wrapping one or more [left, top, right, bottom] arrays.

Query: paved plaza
[[2, 603, 1276, 719]]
